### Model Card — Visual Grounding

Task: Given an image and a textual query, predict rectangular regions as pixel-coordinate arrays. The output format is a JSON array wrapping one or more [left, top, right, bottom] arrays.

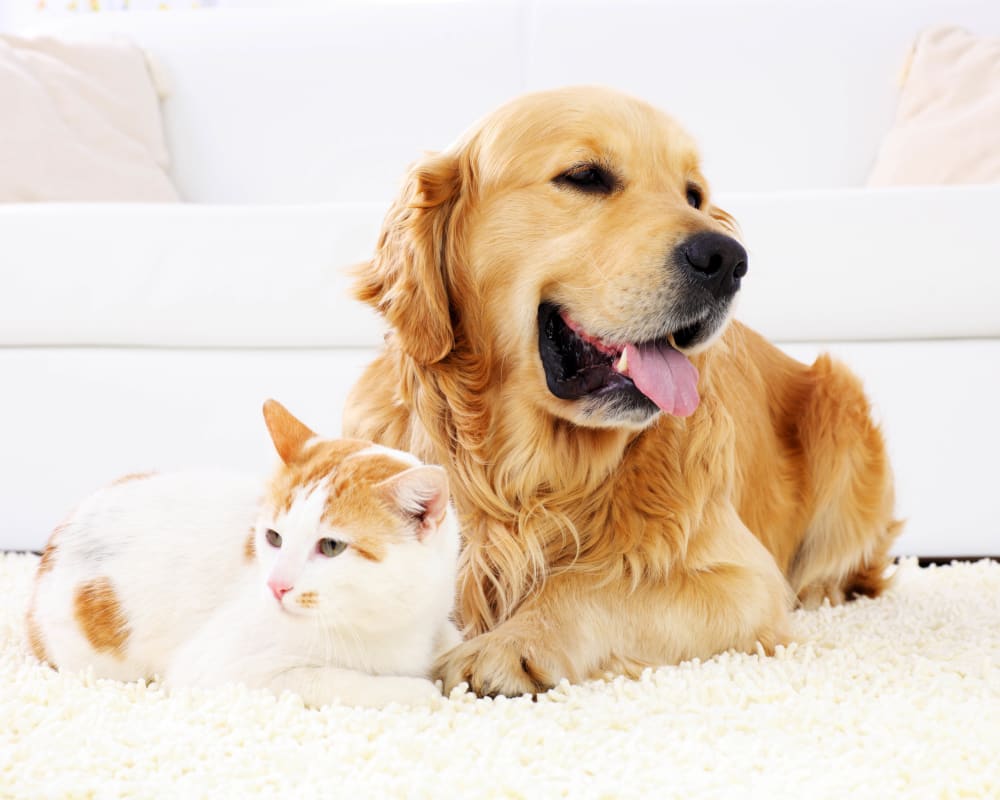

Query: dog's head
[[357, 86, 745, 431]]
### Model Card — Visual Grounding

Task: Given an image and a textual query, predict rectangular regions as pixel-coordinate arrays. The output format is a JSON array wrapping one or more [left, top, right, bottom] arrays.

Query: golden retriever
[[343, 86, 900, 697]]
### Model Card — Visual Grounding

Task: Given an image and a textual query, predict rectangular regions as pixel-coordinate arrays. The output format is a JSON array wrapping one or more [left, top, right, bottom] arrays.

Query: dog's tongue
[[624, 342, 700, 417]]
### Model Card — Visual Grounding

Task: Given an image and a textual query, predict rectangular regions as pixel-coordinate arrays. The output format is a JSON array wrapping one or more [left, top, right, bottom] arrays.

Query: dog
[[343, 86, 901, 697]]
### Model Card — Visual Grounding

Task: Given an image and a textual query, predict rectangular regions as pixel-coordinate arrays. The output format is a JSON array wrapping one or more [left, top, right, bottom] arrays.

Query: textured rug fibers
[[1, 553, 998, 799]]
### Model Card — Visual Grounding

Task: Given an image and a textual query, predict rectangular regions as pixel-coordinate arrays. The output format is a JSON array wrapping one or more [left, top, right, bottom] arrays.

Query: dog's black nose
[[678, 232, 748, 299]]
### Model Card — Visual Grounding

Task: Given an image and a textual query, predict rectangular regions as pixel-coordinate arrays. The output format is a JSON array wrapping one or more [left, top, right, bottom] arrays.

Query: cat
[[27, 399, 461, 709]]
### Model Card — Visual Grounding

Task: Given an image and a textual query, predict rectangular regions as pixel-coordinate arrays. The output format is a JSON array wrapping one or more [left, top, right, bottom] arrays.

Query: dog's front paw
[[434, 629, 563, 698]]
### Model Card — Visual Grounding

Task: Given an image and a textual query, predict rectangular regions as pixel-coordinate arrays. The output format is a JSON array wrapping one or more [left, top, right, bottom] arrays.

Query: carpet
[[1, 552, 998, 799]]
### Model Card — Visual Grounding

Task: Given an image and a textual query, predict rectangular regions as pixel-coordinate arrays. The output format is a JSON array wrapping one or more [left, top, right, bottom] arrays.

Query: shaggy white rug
[[1, 553, 998, 799]]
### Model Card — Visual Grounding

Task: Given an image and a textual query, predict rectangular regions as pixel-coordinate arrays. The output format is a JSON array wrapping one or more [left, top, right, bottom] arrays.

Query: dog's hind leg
[[788, 354, 902, 609]]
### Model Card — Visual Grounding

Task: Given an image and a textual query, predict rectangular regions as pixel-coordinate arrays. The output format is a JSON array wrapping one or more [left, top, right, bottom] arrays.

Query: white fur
[[32, 461, 460, 709]]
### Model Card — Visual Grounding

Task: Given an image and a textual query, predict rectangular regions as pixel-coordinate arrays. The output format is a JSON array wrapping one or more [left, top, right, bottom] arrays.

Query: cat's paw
[[360, 675, 443, 709], [434, 630, 561, 698]]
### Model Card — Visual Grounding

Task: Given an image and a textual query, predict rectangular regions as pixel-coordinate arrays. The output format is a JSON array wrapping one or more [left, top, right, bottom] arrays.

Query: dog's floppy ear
[[355, 152, 461, 365]]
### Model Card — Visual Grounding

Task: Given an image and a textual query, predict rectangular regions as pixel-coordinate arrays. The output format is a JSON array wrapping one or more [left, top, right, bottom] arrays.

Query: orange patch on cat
[[37, 520, 71, 576], [244, 531, 256, 562], [333, 454, 412, 490], [352, 545, 382, 562], [73, 578, 130, 658], [268, 439, 372, 513], [296, 591, 319, 608], [25, 610, 49, 665], [29, 535, 63, 666], [325, 453, 416, 561], [109, 471, 157, 487], [37, 541, 58, 576], [267, 441, 417, 564]]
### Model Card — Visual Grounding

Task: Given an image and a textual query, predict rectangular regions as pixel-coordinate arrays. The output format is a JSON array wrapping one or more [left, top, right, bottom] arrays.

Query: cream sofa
[[2, 1, 999, 557]]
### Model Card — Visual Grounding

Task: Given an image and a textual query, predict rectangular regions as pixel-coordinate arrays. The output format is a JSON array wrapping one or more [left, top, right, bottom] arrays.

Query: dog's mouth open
[[537, 302, 702, 417]]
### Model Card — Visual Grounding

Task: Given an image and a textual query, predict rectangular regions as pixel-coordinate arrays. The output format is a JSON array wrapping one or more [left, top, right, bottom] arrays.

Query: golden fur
[[344, 86, 900, 696]]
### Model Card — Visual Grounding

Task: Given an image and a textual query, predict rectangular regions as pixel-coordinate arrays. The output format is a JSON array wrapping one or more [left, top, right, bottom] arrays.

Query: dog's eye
[[686, 184, 703, 209], [555, 164, 616, 195]]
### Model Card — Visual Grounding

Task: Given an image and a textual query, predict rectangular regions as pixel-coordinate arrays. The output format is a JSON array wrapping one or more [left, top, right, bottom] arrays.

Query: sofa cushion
[[28, 7, 524, 204], [0, 35, 178, 202], [1, 187, 998, 348], [869, 26, 1000, 187]]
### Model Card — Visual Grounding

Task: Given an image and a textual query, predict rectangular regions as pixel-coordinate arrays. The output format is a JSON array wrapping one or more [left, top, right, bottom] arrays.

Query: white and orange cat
[[27, 400, 461, 709]]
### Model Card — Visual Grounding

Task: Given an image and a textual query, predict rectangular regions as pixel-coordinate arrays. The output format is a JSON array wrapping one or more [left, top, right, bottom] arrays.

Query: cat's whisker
[[298, 604, 325, 662], [344, 621, 371, 674], [316, 605, 366, 674], [329, 615, 366, 673], [313, 607, 337, 665]]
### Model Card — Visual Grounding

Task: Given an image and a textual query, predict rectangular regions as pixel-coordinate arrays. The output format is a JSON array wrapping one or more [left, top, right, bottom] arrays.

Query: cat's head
[[251, 400, 459, 632]]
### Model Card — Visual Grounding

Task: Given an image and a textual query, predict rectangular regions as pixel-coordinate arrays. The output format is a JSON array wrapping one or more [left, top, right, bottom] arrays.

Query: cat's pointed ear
[[263, 399, 317, 465], [379, 465, 450, 540]]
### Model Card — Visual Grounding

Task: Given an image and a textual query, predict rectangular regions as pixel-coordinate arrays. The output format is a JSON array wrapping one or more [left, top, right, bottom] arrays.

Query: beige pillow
[[0, 35, 179, 202], [868, 25, 1000, 187]]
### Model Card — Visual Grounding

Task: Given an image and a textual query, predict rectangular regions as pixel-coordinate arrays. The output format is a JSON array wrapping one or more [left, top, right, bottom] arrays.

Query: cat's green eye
[[265, 529, 282, 548], [318, 538, 348, 558]]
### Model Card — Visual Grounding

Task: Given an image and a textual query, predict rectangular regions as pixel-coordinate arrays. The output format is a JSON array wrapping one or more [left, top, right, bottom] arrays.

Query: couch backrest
[[33, 0, 1000, 203]]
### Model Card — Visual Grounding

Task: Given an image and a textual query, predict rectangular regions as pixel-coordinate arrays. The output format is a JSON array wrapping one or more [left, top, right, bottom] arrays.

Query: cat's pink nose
[[268, 579, 292, 602]]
